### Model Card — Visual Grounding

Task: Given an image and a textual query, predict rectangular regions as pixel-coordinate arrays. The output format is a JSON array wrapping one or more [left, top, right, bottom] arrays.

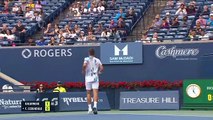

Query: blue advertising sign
[[119, 91, 179, 110], [59, 92, 110, 111], [100, 42, 143, 64], [0, 93, 36, 113]]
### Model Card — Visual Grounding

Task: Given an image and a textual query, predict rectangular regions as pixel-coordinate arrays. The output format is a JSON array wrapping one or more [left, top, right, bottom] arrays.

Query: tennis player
[[82, 48, 104, 114]]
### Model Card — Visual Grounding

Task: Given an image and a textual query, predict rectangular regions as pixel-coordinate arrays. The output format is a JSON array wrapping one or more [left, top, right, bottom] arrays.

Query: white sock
[[88, 104, 92, 111], [93, 101, 98, 108]]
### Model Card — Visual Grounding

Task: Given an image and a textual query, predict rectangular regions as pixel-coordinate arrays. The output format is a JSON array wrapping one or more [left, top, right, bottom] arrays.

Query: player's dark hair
[[89, 48, 95, 56]]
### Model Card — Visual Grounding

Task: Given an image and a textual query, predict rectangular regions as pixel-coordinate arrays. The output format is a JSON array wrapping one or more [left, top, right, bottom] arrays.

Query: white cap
[[166, 12, 170, 15], [210, 13, 213, 16]]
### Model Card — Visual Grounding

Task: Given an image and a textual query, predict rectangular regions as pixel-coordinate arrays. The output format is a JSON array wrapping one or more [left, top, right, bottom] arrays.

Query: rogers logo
[[155, 46, 199, 59], [21, 48, 72, 58], [22, 49, 32, 59]]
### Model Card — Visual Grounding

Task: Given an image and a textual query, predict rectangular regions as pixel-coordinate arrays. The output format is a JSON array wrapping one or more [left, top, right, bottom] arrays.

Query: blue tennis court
[[0, 111, 212, 120]]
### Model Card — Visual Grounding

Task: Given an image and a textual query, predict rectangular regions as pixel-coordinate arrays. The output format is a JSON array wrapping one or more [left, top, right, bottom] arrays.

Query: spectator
[[114, 8, 126, 20], [89, 3, 97, 13], [101, 28, 110, 37], [180, 16, 188, 26], [27, 0, 35, 10], [161, 17, 170, 29], [196, 15, 206, 27], [141, 32, 151, 43], [165, 12, 172, 25], [86, 31, 96, 41], [3, 0, 9, 14], [97, 3, 105, 13], [44, 23, 55, 36], [64, 25, 71, 38], [166, 0, 174, 8], [53, 81, 66, 92], [0, 24, 15, 41], [109, 27, 120, 41], [95, 23, 103, 34], [27, 38, 35, 46], [207, 13, 213, 26], [58, 29, 66, 39], [25, 7, 34, 20], [87, 23, 94, 33], [21, 2, 27, 12], [16, 6, 24, 16], [58, 36, 66, 46], [36, 84, 45, 93], [126, 7, 136, 20], [108, 0, 116, 9], [74, 24, 81, 34], [175, 3, 187, 18], [48, 37, 57, 46], [151, 14, 162, 29], [54, 24, 60, 35], [171, 16, 180, 27], [69, 29, 77, 39], [151, 32, 159, 42], [73, 10, 81, 19], [36, 37, 46, 46], [202, 5, 210, 15], [188, 29, 197, 41], [117, 17, 125, 29], [109, 19, 117, 29], [186, 2, 196, 15], [77, 31, 86, 41], [12, 21, 26, 43], [34, 12, 44, 29], [101, 0, 107, 8], [35, 0, 43, 12], [12, 4, 20, 14]]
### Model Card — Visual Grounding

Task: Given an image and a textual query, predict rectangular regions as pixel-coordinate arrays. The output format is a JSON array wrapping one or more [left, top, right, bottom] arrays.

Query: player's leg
[[92, 81, 99, 114], [85, 82, 93, 114]]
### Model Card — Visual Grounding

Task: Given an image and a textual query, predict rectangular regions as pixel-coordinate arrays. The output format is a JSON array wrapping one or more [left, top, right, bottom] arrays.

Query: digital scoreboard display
[[183, 80, 213, 107], [21, 101, 51, 112]]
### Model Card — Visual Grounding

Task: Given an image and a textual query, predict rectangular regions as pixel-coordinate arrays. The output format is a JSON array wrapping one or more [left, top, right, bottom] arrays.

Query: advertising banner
[[183, 80, 213, 107], [119, 91, 179, 110], [36, 93, 59, 112], [59, 92, 110, 111], [0, 93, 35, 113], [100, 42, 143, 64]]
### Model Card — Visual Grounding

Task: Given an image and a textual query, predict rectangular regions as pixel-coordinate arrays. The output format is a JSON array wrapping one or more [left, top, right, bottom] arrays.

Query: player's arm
[[82, 58, 88, 74], [98, 62, 104, 74]]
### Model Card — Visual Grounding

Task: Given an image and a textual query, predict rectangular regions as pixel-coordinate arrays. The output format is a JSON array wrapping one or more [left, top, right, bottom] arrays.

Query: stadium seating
[[56, 0, 153, 43], [0, 0, 73, 45], [147, 0, 213, 42]]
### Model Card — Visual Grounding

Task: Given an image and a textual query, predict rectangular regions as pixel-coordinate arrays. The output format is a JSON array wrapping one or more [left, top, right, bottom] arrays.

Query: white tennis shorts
[[85, 81, 99, 90]]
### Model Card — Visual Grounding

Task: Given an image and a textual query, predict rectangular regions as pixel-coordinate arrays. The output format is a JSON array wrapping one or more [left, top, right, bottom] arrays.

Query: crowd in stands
[[0, 0, 46, 45], [37, 0, 143, 46], [0, 0, 150, 46], [143, 0, 213, 43], [3, 0, 213, 46]]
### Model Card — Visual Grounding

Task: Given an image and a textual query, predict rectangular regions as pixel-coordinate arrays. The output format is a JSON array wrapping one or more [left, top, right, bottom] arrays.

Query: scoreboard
[[183, 80, 213, 108], [21, 101, 51, 112]]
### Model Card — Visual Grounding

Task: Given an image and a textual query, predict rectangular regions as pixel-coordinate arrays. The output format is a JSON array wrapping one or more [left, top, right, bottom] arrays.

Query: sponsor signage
[[36, 93, 59, 112], [119, 91, 179, 110], [21, 101, 51, 112], [0, 93, 35, 113], [155, 45, 199, 60], [100, 43, 143, 64], [59, 92, 110, 111], [21, 47, 72, 59], [183, 80, 213, 107]]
